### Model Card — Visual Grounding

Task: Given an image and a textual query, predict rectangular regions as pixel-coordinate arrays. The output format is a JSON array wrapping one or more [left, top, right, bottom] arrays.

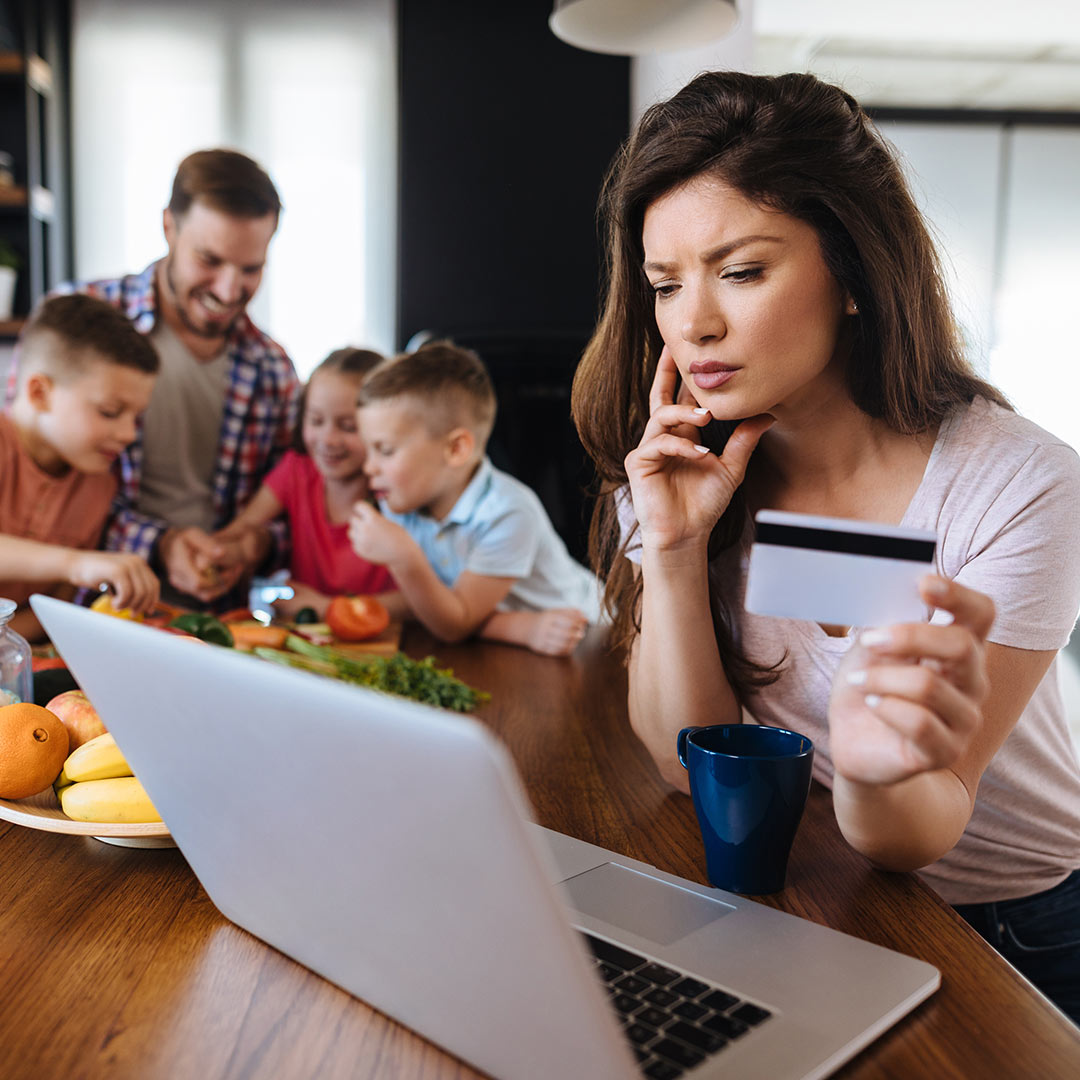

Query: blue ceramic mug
[[677, 724, 814, 895]]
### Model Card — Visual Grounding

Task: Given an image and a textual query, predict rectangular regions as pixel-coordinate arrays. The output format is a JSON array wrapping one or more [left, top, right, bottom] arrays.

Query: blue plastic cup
[[677, 724, 814, 895]]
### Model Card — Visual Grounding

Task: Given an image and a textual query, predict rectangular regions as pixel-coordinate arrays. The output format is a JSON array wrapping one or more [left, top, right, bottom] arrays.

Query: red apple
[[45, 690, 107, 751]]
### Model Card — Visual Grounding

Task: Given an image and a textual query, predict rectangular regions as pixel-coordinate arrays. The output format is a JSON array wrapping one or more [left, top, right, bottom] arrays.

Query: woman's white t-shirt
[[621, 397, 1080, 905]]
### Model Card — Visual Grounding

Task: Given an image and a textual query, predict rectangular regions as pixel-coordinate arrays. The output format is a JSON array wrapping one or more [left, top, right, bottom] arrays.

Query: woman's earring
[[847, 298, 859, 315]]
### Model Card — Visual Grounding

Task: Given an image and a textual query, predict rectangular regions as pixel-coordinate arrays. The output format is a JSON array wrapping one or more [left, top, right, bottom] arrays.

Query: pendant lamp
[[549, 0, 739, 56]]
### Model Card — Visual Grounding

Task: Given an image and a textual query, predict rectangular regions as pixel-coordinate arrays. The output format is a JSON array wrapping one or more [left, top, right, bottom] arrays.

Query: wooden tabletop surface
[[1, 625, 1079, 1079]]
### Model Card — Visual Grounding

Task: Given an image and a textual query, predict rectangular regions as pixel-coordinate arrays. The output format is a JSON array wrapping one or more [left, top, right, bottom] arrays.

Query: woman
[[572, 70, 1080, 1024]]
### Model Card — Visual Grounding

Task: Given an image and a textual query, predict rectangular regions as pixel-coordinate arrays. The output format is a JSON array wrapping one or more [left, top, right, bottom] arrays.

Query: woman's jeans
[[952, 869, 1080, 1027]]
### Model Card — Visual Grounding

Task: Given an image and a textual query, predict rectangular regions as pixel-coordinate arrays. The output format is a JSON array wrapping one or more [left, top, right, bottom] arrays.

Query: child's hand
[[158, 526, 233, 602], [348, 502, 408, 566], [210, 523, 271, 578], [828, 575, 994, 787], [272, 581, 330, 621], [526, 608, 589, 656], [68, 551, 160, 615]]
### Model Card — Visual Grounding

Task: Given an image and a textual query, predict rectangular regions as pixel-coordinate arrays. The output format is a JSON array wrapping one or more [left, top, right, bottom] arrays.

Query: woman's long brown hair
[[571, 71, 1009, 699]]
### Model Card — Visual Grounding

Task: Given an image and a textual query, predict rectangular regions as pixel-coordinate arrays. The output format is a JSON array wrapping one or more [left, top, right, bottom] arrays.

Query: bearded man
[[55, 149, 299, 607]]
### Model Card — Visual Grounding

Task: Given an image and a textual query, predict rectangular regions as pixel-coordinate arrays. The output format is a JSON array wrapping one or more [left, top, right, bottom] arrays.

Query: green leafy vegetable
[[260, 635, 490, 713], [168, 612, 234, 647]]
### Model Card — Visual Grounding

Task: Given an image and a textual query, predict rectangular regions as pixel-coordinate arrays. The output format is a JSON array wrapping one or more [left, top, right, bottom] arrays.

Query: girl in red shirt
[[220, 348, 392, 619]]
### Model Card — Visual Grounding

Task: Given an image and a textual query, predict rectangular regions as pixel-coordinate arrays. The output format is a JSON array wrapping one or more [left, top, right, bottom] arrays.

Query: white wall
[[631, 0, 754, 120], [877, 123, 1001, 375], [992, 127, 1080, 447], [71, 0, 397, 377], [883, 121, 1080, 453]]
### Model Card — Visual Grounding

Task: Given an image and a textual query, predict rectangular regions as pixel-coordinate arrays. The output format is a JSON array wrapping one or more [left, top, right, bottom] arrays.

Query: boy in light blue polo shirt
[[347, 341, 601, 656]]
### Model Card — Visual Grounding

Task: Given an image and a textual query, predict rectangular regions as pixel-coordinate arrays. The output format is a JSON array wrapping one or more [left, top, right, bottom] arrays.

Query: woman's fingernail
[[864, 694, 882, 708], [860, 628, 891, 647], [693, 407, 710, 415], [693, 444, 710, 454], [846, 669, 868, 686]]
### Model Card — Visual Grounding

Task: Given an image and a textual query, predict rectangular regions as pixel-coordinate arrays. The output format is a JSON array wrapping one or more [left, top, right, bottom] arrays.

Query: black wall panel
[[397, 0, 629, 344], [396, 1, 630, 561]]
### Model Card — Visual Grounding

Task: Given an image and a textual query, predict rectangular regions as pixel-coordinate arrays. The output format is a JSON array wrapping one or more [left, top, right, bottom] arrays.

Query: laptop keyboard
[[583, 932, 773, 1079]]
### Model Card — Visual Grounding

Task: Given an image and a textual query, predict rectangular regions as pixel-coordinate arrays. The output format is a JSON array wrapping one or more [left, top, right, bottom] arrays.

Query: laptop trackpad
[[562, 863, 735, 946]]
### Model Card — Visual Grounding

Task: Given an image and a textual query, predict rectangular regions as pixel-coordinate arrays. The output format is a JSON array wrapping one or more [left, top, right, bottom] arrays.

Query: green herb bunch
[[348, 652, 489, 712], [257, 635, 490, 713]]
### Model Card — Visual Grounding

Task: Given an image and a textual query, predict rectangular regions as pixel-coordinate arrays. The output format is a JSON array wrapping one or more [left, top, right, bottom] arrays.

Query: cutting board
[[285, 620, 403, 658]]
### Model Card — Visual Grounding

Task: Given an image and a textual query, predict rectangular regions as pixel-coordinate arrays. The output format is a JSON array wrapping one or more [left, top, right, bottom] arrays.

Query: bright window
[[71, 0, 397, 377], [882, 119, 1080, 453]]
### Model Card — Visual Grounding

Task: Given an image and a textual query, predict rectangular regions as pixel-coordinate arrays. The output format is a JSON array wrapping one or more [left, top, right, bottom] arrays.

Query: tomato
[[326, 595, 390, 642]]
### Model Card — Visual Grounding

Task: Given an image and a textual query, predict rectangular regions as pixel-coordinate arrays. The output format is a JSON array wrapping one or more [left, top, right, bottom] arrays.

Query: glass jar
[[0, 598, 33, 706]]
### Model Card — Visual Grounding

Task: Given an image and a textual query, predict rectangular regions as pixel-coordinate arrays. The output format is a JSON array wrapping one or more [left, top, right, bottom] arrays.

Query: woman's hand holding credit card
[[744, 509, 995, 787], [828, 575, 994, 790]]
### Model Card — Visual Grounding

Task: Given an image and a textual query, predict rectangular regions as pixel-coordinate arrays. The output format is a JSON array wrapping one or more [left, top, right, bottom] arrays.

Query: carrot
[[227, 622, 289, 651]]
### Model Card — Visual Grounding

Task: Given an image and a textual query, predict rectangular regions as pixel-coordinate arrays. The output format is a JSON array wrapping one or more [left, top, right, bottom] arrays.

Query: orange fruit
[[0, 703, 70, 800]]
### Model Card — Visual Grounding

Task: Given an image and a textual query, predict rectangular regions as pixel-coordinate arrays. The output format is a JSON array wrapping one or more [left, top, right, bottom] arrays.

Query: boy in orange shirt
[[0, 294, 161, 641]]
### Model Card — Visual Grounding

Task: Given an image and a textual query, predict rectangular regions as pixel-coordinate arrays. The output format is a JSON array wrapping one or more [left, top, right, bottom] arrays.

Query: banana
[[53, 766, 73, 798], [59, 776, 162, 823], [63, 732, 132, 782]]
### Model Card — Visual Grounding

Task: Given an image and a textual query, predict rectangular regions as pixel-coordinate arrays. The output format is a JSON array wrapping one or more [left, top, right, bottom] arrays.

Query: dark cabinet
[[0, 0, 70, 337]]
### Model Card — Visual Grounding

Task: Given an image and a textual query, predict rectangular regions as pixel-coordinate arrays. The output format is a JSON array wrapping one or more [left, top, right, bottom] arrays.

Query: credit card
[[745, 510, 937, 628]]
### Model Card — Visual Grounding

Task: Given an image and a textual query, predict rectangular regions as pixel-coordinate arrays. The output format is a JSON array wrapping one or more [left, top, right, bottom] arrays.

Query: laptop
[[32, 594, 939, 1080]]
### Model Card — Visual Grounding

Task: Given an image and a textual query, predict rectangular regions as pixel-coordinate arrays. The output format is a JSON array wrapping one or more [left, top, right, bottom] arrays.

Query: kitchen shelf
[[0, 0, 71, 321]]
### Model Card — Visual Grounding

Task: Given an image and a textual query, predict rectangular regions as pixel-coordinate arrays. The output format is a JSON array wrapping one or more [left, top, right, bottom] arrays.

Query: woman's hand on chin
[[626, 346, 774, 553]]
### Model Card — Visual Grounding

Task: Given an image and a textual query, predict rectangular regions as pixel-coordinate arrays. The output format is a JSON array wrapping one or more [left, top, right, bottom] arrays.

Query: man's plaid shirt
[[34, 262, 301, 562]]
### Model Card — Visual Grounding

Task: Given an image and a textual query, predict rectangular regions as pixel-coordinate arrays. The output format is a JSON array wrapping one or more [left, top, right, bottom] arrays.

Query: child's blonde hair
[[294, 346, 385, 451], [358, 340, 497, 446]]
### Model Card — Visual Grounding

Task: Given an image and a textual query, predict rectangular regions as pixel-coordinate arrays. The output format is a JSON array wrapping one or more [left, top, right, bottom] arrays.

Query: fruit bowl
[[0, 787, 174, 847]]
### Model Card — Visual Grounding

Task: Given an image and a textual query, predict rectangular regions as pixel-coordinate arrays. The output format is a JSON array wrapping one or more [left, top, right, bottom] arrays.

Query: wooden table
[[2, 627, 1079, 1079]]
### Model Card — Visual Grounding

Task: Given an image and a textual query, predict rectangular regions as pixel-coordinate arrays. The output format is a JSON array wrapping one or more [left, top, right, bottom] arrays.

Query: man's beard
[[164, 256, 247, 339]]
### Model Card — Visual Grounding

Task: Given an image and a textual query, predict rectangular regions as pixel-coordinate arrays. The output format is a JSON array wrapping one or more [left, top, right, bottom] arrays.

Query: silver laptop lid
[[31, 595, 637, 1080]]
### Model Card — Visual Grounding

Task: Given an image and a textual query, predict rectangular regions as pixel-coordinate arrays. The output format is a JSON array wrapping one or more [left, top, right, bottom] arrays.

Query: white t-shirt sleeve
[[942, 442, 1080, 651], [463, 507, 541, 580]]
